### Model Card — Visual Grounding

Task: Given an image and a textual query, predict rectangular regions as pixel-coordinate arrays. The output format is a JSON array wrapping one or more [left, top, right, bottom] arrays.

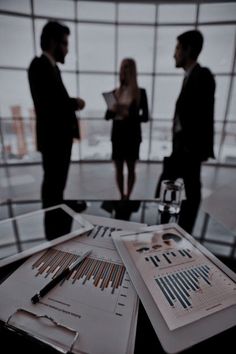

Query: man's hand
[[77, 97, 86, 110]]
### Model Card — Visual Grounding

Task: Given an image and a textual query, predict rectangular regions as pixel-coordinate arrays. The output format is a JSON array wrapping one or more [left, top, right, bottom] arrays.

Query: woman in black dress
[[105, 58, 149, 200]]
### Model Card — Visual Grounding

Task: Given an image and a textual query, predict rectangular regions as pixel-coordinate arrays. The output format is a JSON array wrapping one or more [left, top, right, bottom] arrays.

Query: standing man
[[28, 21, 85, 208], [155, 30, 215, 233]]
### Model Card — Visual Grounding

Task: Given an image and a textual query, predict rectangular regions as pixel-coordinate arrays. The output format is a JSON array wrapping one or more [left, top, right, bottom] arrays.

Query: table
[[0, 255, 235, 354], [0, 202, 235, 353], [0, 200, 166, 264], [200, 180, 236, 258]]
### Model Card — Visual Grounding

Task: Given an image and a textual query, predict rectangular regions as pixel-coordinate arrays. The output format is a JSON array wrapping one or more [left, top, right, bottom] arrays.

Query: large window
[[0, 0, 235, 164]]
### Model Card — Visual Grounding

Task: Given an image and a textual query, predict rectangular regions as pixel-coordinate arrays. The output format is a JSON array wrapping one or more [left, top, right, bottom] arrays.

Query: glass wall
[[0, 0, 235, 164]]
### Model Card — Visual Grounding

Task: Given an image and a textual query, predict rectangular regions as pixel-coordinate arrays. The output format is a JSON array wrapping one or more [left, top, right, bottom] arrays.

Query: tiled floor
[[1, 161, 236, 259]]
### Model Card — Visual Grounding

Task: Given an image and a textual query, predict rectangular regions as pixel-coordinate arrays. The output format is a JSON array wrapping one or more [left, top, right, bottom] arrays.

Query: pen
[[31, 250, 92, 304]]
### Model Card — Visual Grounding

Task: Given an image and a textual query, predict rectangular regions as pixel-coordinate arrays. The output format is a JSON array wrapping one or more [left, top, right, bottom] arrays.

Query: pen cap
[[31, 293, 40, 304]]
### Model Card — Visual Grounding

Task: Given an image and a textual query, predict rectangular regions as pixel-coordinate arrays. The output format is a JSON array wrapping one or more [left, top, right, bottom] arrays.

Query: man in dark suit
[[155, 30, 215, 233], [28, 21, 85, 208]]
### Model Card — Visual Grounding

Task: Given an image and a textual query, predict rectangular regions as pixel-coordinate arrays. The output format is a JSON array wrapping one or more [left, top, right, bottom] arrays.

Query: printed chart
[[31, 246, 129, 314], [33, 249, 125, 294], [113, 226, 236, 330], [0, 217, 140, 354], [144, 247, 193, 268]]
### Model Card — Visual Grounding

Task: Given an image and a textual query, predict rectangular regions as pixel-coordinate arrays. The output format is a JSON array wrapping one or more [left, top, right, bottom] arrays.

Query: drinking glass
[[158, 180, 183, 215]]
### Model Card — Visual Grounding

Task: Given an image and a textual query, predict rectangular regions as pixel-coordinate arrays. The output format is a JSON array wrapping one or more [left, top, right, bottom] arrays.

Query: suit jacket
[[173, 63, 215, 161], [105, 88, 149, 143], [28, 55, 79, 152]]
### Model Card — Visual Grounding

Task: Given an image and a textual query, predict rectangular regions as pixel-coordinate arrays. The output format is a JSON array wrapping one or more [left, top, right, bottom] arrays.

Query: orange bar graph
[[32, 249, 125, 294]]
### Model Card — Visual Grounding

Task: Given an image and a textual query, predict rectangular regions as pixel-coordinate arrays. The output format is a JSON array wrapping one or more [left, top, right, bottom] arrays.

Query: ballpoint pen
[[31, 249, 92, 304]]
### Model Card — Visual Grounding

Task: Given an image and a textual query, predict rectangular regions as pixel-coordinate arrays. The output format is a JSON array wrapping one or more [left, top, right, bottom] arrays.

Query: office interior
[[0, 0, 236, 263]]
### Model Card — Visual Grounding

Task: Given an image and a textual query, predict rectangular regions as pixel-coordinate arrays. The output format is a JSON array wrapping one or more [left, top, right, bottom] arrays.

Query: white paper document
[[112, 223, 236, 353], [102, 91, 117, 110], [0, 215, 146, 354]]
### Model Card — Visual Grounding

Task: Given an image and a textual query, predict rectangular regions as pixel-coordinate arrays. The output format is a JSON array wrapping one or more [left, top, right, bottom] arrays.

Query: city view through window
[[0, 0, 235, 164]]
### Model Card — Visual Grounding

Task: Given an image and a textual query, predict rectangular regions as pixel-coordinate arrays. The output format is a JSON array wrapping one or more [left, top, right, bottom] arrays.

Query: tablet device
[[0, 204, 93, 267]]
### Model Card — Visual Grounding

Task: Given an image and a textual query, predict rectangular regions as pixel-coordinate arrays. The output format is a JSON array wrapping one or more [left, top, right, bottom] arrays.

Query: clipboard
[[0, 215, 145, 354], [4, 308, 79, 353], [102, 91, 124, 121], [0, 252, 79, 354], [102, 91, 117, 110], [112, 223, 236, 353]]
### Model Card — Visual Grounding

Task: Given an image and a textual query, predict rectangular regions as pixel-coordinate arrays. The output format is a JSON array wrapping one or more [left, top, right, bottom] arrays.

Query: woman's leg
[[114, 160, 125, 199], [126, 160, 136, 199]]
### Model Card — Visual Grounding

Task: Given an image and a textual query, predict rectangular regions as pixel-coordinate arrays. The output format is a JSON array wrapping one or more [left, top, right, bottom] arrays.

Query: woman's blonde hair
[[117, 58, 140, 105]]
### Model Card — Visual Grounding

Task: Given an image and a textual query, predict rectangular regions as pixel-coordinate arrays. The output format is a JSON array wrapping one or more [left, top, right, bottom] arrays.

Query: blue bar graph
[[155, 264, 213, 309]]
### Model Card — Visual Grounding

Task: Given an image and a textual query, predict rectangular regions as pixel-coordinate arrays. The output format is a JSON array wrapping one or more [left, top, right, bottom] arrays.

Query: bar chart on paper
[[32, 249, 130, 315], [143, 258, 235, 329], [85, 225, 117, 239], [155, 263, 235, 313], [33, 248, 126, 294], [83, 224, 119, 250], [115, 227, 236, 330], [145, 247, 193, 268], [30, 222, 136, 316], [0, 216, 140, 354], [144, 256, 236, 330]]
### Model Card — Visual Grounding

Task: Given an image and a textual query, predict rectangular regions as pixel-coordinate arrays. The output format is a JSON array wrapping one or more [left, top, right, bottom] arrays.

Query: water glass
[[158, 180, 183, 215]]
